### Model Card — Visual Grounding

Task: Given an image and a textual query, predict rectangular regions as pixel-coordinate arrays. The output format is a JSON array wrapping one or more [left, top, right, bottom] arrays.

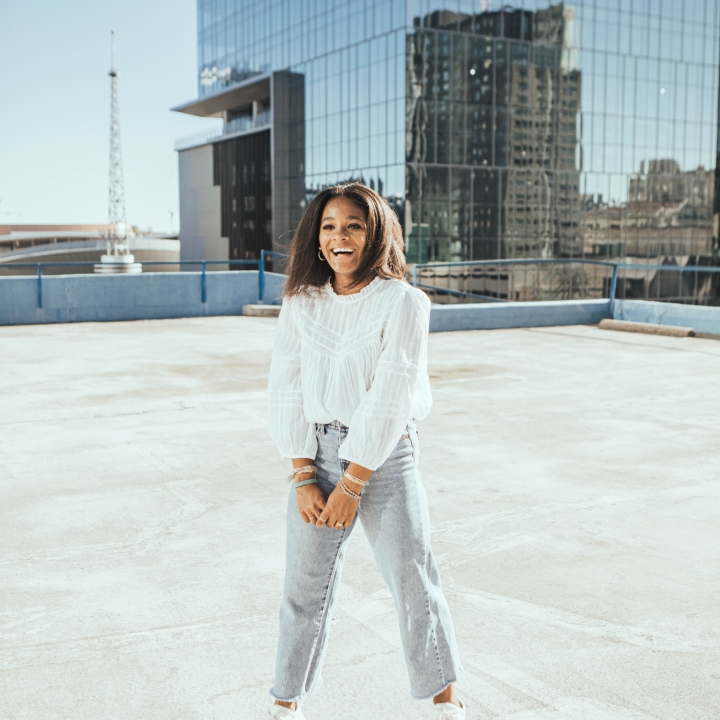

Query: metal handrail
[[2, 259, 260, 309], [413, 282, 506, 303], [4, 255, 717, 312], [1, 255, 292, 309], [259, 250, 287, 303], [173, 111, 273, 152], [411, 259, 720, 311]]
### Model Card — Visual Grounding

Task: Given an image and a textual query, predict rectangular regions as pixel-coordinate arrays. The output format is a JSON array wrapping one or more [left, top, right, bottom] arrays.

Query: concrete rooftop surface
[[1, 317, 719, 720]]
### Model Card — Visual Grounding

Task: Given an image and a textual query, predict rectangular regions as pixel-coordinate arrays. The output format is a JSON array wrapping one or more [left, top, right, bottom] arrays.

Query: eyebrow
[[321, 215, 366, 223]]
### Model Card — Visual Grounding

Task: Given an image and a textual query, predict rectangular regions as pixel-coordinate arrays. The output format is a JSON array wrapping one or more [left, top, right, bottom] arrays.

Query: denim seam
[[302, 426, 348, 695], [417, 445, 444, 695], [303, 529, 346, 696], [423, 543, 445, 694]]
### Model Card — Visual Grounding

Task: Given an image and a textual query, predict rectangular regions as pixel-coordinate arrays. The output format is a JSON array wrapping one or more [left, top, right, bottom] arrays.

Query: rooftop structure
[[97, 30, 140, 274], [0, 225, 179, 275], [173, 1, 719, 272], [2, 316, 718, 718]]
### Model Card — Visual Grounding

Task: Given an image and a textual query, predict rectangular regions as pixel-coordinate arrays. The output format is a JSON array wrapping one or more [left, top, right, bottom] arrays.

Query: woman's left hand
[[317, 485, 358, 529]]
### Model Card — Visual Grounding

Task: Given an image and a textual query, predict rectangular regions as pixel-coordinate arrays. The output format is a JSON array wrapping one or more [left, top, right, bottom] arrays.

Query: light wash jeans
[[271, 421, 462, 702]]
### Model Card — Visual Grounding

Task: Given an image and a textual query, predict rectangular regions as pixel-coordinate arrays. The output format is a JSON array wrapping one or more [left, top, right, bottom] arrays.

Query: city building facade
[[174, 0, 719, 281]]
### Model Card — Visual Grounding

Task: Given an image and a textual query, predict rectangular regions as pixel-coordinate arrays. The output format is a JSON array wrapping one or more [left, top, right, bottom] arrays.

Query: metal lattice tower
[[107, 30, 127, 250], [94, 31, 140, 273]]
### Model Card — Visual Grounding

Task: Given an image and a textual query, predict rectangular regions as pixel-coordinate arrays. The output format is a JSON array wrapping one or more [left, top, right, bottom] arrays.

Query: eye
[[348, 222, 362, 229], [322, 223, 334, 230]]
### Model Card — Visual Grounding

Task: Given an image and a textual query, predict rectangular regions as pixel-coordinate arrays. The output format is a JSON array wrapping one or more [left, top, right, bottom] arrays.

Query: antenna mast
[[96, 30, 141, 273], [108, 30, 127, 248]]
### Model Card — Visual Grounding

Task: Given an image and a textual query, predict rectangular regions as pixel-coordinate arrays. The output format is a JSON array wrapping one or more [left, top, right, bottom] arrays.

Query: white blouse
[[267, 277, 432, 471]]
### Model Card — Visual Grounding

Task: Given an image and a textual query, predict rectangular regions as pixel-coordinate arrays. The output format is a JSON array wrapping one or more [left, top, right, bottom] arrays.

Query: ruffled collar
[[324, 276, 383, 302]]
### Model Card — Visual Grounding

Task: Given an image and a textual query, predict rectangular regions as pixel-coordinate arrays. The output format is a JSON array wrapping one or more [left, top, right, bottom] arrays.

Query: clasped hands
[[292, 458, 371, 529]]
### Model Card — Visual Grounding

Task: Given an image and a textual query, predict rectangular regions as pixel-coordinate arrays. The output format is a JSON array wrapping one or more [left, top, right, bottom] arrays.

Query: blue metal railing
[[3, 254, 717, 312], [412, 281, 507, 303], [258, 249, 287, 303], [3, 259, 263, 309], [2, 253, 290, 309], [411, 258, 720, 310]]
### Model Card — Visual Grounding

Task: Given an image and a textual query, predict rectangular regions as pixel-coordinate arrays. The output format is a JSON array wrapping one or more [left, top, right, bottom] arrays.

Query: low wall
[[0, 271, 285, 326], [614, 299, 720, 335], [3, 273, 718, 335], [429, 299, 611, 333]]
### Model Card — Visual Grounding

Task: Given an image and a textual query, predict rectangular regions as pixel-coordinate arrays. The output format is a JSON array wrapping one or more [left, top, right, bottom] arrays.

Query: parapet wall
[[429, 299, 612, 332], [2, 273, 719, 336], [614, 299, 720, 335], [0, 271, 285, 326]]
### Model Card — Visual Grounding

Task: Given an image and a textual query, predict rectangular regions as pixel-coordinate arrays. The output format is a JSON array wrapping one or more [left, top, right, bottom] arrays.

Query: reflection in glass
[[406, 5, 583, 262], [402, 0, 718, 287], [193, 0, 719, 297]]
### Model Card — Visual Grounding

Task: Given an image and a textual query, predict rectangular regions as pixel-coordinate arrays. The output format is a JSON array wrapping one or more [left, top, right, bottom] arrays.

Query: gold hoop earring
[[318, 248, 326, 262]]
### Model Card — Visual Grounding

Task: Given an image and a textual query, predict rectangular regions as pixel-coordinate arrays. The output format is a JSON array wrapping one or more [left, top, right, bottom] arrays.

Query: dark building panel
[[272, 70, 306, 261], [213, 130, 272, 262]]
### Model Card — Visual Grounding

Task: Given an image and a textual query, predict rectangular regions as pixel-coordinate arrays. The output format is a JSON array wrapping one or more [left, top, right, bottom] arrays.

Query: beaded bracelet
[[288, 464, 317, 482], [343, 471, 368, 487], [339, 476, 362, 501]]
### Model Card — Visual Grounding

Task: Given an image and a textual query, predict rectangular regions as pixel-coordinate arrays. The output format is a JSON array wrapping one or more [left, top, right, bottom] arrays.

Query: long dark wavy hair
[[283, 183, 406, 297]]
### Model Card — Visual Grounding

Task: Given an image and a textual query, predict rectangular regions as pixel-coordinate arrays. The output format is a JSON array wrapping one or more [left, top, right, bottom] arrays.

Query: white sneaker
[[269, 703, 305, 719], [434, 699, 466, 720]]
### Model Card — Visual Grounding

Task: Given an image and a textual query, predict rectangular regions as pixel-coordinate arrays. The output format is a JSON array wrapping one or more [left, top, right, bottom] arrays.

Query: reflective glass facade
[[195, 0, 720, 266]]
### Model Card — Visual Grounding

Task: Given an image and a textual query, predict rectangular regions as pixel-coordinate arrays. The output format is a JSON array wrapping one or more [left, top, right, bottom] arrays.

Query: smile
[[331, 248, 354, 256]]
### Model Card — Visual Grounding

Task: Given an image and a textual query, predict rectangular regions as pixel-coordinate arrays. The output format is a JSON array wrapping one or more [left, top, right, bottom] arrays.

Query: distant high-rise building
[[173, 1, 719, 268]]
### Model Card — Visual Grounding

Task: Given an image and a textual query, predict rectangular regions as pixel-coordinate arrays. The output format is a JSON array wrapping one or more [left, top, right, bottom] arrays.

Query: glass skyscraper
[[174, 0, 719, 278]]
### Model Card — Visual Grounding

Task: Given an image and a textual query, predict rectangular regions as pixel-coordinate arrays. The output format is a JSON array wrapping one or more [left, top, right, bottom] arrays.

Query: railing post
[[609, 263, 619, 317], [37, 264, 43, 308], [259, 250, 266, 303], [412, 264, 418, 287], [201, 261, 207, 303]]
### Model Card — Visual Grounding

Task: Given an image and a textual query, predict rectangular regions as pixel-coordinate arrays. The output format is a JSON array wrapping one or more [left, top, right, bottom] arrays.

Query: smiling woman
[[318, 196, 369, 289], [282, 183, 406, 297], [265, 183, 466, 719]]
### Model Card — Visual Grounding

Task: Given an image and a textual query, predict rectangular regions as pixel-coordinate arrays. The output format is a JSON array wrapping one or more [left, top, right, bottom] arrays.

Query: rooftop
[[2, 318, 719, 719]]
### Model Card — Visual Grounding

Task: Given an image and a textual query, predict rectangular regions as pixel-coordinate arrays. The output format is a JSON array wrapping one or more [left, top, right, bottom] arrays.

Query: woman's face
[[318, 197, 368, 279]]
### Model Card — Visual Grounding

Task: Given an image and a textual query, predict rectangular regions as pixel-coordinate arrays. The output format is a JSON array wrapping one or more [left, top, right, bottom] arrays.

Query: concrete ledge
[[3, 271, 717, 339], [0, 271, 286, 326], [429, 299, 611, 333], [600, 318, 695, 337], [614, 299, 720, 335], [242, 304, 281, 317]]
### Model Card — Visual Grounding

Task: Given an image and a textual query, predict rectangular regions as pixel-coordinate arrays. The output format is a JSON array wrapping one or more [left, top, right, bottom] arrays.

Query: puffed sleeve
[[267, 299, 318, 460], [338, 288, 431, 471]]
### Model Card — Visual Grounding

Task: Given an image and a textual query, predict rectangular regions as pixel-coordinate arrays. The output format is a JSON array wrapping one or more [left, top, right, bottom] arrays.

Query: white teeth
[[332, 248, 353, 255]]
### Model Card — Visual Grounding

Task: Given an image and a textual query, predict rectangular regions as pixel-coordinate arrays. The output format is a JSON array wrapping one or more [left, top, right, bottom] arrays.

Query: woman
[[267, 183, 465, 719]]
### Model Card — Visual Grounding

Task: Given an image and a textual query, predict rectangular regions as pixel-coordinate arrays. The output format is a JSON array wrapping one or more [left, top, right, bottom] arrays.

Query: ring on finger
[[335, 521, 344, 528]]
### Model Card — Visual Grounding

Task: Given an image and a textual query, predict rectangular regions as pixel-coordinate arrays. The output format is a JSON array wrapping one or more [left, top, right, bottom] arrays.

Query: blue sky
[[0, 0, 220, 232]]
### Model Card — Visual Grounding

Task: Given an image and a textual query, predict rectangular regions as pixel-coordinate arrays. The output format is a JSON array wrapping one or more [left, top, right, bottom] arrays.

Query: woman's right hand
[[295, 484, 327, 525]]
